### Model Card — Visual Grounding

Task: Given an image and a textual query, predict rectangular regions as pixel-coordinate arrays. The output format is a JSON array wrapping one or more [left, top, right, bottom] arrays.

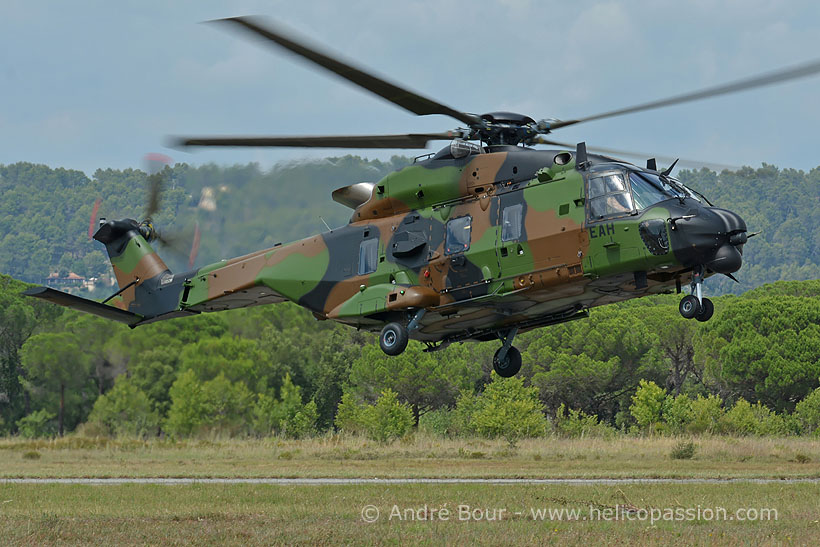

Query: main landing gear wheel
[[379, 322, 409, 356], [696, 297, 714, 322], [679, 295, 700, 319], [493, 346, 522, 377]]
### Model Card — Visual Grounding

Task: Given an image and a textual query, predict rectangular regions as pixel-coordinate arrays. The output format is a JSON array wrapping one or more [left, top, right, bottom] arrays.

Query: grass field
[[0, 482, 816, 544], [1, 435, 818, 479], [2, 435, 819, 544]]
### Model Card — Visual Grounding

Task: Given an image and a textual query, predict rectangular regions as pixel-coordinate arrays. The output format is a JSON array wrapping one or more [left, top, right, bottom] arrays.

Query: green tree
[[63, 313, 125, 395], [349, 343, 481, 424], [86, 376, 159, 438], [200, 373, 254, 436], [719, 398, 758, 436], [20, 331, 92, 436], [687, 394, 724, 435], [662, 394, 694, 435], [795, 387, 820, 435], [636, 297, 703, 395], [15, 409, 56, 438], [128, 347, 179, 419], [469, 374, 548, 446], [165, 368, 256, 438], [334, 389, 414, 442], [359, 389, 414, 443], [0, 275, 62, 433], [679, 167, 820, 294], [696, 294, 820, 411], [630, 380, 666, 433], [553, 403, 615, 438], [309, 330, 361, 429], [164, 369, 211, 437], [525, 304, 665, 422], [178, 336, 276, 394], [334, 392, 365, 434], [252, 374, 317, 438]]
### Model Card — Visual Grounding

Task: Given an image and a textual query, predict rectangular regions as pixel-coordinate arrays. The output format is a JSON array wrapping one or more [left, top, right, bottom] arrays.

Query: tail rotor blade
[[144, 153, 173, 219], [88, 197, 101, 240], [188, 222, 201, 269]]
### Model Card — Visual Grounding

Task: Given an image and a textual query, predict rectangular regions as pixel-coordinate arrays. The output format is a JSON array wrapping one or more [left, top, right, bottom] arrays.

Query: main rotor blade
[[532, 137, 739, 171], [550, 57, 820, 130], [173, 133, 457, 149], [212, 16, 481, 127]]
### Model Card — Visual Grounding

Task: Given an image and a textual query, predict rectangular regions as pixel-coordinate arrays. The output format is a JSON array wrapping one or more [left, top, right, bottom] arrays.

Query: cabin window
[[501, 204, 523, 242], [358, 238, 379, 275], [445, 215, 472, 255], [588, 172, 634, 219]]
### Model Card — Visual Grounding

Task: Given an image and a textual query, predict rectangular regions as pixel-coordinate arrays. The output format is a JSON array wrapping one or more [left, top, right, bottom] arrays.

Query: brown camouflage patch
[[523, 206, 585, 271], [324, 276, 370, 319], [385, 285, 440, 311], [355, 196, 411, 220], [206, 236, 326, 299], [459, 152, 507, 195]]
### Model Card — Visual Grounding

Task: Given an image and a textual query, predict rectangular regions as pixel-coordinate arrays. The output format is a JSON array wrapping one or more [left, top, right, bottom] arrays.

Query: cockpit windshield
[[628, 172, 676, 209], [588, 168, 706, 220]]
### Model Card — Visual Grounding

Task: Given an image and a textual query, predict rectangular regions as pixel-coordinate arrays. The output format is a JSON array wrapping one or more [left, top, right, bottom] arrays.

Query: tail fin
[[91, 218, 192, 319], [93, 218, 171, 295], [25, 219, 195, 326]]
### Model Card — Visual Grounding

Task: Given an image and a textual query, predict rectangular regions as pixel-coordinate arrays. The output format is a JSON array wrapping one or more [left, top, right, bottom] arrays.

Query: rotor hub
[[470, 112, 547, 146]]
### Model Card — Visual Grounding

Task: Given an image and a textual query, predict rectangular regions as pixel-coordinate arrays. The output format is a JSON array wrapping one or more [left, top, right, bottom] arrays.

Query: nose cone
[[709, 207, 747, 235], [670, 207, 747, 274]]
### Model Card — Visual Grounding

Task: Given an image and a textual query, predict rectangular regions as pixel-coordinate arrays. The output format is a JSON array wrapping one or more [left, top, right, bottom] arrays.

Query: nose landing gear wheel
[[379, 322, 409, 356], [679, 295, 700, 319], [493, 346, 522, 377], [696, 297, 714, 322]]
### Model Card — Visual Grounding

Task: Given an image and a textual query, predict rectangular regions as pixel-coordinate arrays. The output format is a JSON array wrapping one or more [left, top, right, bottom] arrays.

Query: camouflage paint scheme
[[28, 144, 747, 349]]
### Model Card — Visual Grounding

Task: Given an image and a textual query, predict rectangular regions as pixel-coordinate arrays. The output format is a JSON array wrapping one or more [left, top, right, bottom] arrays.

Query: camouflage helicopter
[[26, 16, 820, 377]]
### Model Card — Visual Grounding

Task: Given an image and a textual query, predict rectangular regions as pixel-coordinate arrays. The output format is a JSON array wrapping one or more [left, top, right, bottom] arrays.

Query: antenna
[[575, 142, 590, 170], [319, 216, 331, 232]]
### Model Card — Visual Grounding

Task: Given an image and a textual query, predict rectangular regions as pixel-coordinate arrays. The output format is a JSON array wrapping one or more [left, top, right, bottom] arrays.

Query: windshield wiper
[[659, 174, 687, 204]]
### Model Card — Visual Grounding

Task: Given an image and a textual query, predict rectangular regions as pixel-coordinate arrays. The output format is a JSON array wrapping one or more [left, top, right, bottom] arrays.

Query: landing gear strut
[[679, 266, 714, 321], [493, 327, 522, 377]]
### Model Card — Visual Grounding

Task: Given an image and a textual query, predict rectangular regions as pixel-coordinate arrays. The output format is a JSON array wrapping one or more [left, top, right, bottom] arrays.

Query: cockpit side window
[[358, 238, 379, 275], [501, 204, 523, 242], [588, 173, 634, 220]]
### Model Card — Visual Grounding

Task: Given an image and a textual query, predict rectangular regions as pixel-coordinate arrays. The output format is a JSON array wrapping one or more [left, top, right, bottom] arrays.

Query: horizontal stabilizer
[[23, 286, 143, 327]]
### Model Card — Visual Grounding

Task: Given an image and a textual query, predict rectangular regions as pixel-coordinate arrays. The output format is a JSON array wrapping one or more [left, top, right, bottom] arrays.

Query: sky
[[3, 0, 820, 175]]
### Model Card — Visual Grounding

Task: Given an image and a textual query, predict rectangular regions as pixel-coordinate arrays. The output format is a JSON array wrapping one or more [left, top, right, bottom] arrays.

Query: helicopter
[[25, 16, 820, 377]]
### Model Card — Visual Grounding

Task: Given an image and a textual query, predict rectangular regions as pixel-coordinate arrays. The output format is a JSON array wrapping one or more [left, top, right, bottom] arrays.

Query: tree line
[[1, 273, 817, 440]]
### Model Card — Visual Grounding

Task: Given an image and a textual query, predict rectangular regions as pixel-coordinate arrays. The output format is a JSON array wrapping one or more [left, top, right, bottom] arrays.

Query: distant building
[[44, 271, 116, 296], [45, 271, 85, 287]]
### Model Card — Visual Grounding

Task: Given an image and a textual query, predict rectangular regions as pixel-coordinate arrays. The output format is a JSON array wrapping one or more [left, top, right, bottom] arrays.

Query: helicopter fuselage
[[174, 144, 747, 348]]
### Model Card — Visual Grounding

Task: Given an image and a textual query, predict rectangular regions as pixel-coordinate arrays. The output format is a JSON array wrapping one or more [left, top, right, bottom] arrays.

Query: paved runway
[[2, 477, 818, 485]]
